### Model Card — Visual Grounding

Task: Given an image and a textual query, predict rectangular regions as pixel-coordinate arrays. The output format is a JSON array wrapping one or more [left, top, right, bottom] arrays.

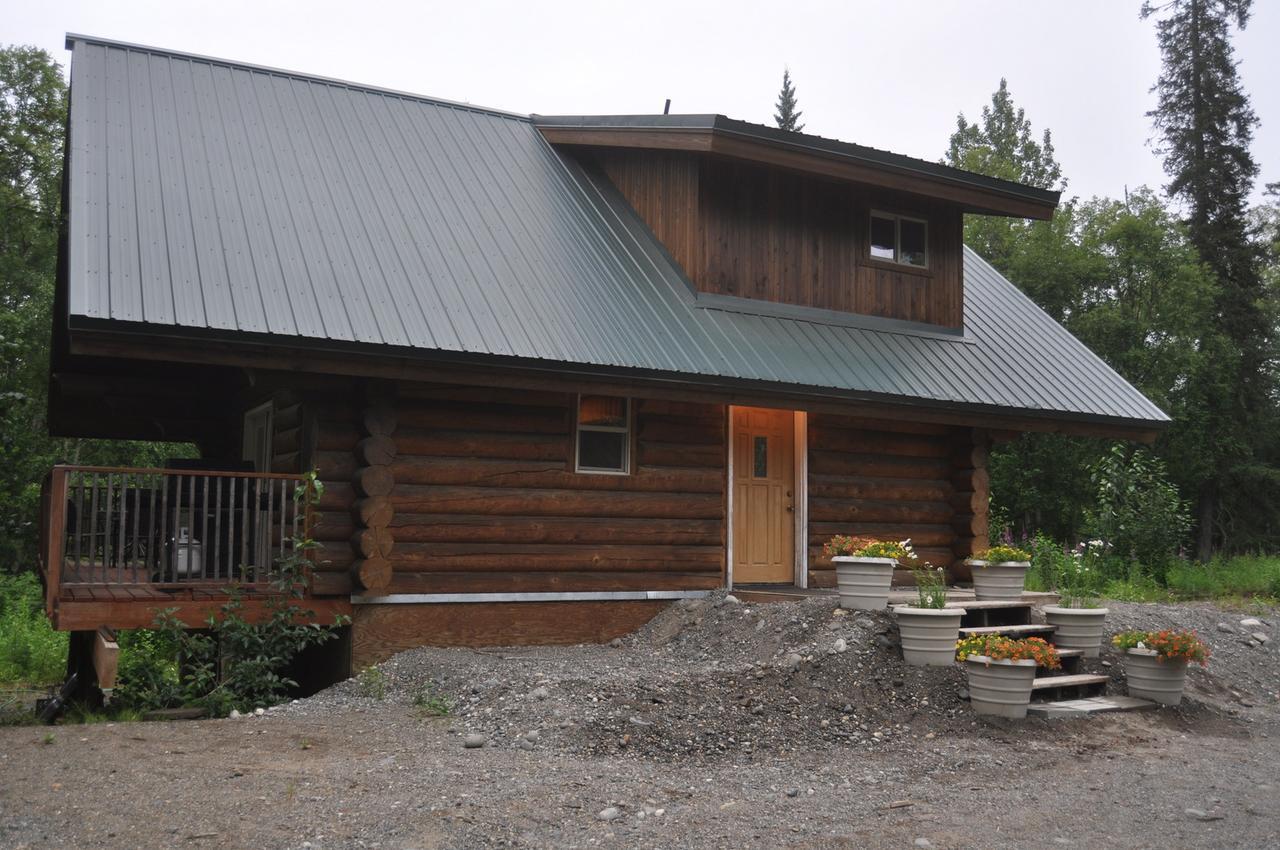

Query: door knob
[[786, 505, 794, 512]]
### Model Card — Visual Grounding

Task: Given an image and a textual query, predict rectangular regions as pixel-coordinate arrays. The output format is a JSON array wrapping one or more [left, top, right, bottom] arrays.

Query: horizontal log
[[951, 467, 990, 493], [354, 496, 394, 529], [808, 427, 950, 458], [949, 490, 987, 514], [389, 514, 722, 546], [354, 466, 394, 497], [397, 405, 568, 435], [317, 422, 360, 452], [636, 416, 724, 446], [390, 485, 723, 519], [352, 557, 392, 591], [315, 449, 357, 480], [351, 527, 395, 559], [383, 570, 722, 595], [357, 435, 398, 466], [806, 413, 951, 436], [950, 442, 989, 469], [274, 426, 302, 455], [317, 483, 355, 511], [809, 497, 953, 524], [274, 402, 302, 431], [808, 473, 950, 503], [396, 429, 569, 461], [808, 450, 950, 481], [637, 398, 726, 418], [638, 441, 724, 468], [310, 569, 353, 596], [390, 456, 722, 493], [387, 543, 723, 571]]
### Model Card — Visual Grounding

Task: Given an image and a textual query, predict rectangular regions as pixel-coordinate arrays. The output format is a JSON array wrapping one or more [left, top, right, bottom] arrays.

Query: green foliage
[[111, 630, 182, 712], [0, 572, 66, 685], [1164, 555, 1280, 601], [909, 565, 947, 609], [1024, 533, 1070, 593], [1102, 575, 1173, 603], [412, 684, 451, 717], [357, 666, 388, 700], [1087, 444, 1190, 581], [823, 536, 919, 563], [773, 68, 804, 133]]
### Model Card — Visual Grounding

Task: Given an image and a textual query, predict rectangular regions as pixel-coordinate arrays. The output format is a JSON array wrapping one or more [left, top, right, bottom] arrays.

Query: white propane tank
[[173, 526, 203, 578]]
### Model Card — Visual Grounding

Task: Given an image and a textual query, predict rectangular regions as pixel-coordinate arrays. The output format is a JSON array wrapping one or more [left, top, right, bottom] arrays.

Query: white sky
[[9, 0, 1279, 206]]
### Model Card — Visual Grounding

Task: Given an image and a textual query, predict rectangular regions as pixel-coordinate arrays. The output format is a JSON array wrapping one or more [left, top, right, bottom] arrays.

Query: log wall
[[307, 384, 728, 597], [806, 414, 985, 586]]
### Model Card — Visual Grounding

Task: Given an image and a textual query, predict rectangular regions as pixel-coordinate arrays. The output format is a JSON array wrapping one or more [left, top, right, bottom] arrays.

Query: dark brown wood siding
[[308, 384, 727, 596], [806, 414, 981, 585], [594, 149, 964, 328]]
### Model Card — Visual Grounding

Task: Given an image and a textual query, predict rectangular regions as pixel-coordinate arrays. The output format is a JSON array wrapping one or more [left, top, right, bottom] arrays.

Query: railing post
[[44, 467, 68, 621]]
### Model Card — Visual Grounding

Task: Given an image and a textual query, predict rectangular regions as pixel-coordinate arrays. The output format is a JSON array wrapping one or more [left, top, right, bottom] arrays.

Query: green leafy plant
[[140, 474, 348, 716], [356, 666, 388, 700], [1058, 541, 1104, 608], [823, 536, 920, 565], [1111, 629, 1210, 665], [0, 573, 67, 685], [955, 635, 1061, 669], [1087, 444, 1189, 583], [412, 684, 451, 717], [972, 545, 1032, 564], [910, 565, 948, 609]]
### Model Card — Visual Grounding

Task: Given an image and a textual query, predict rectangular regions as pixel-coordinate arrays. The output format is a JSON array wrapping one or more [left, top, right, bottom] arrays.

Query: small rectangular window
[[576, 395, 630, 474], [868, 211, 928, 268], [753, 436, 769, 478]]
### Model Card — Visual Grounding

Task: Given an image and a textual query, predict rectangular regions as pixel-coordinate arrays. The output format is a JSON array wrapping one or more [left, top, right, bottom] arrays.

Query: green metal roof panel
[[63, 35, 1168, 428]]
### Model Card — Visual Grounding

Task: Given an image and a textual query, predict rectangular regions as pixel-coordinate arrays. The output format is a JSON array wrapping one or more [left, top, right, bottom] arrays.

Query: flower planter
[[832, 556, 897, 610], [969, 560, 1031, 601], [1042, 606, 1109, 658], [894, 606, 966, 666], [963, 656, 1038, 718], [1122, 648, 1189, 706]]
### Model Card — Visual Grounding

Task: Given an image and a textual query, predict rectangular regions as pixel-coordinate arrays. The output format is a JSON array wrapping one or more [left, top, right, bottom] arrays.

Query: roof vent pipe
[[663, 99, 671, 115]]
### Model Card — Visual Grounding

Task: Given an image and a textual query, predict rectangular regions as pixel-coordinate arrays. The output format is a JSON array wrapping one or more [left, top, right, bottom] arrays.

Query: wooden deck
[[53, 582, 351, 630]]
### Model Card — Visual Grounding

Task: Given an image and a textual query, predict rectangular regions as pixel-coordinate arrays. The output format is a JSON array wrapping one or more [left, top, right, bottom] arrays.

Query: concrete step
[[1027, 696, 1158, 718], [959, 624, 1056, 638], [1031, 673, 1110, 700]]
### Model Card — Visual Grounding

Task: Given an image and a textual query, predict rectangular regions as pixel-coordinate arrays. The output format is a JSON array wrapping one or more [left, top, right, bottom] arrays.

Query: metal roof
[[532, 113, 1062, 212], [62, 35, 1168, 428]]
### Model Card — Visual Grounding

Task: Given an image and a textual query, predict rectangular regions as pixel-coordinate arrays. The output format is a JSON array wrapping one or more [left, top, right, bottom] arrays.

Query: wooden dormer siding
[[591, 148, 965, 329]]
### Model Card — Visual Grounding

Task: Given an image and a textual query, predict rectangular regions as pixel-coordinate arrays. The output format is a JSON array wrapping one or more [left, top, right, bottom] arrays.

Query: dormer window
[[869, 211, 928, 268]]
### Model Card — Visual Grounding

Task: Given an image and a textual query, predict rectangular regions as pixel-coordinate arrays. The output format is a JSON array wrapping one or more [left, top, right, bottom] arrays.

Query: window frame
[[574, 394, 632, 476], [868, 210, 929, 270]]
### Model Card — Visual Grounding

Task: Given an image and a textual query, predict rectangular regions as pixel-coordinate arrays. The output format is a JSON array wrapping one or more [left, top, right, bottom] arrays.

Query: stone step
[[1031, 673, 1110, 700], [959, 624, 1056, 638], [1027, 696, 1158, 718]]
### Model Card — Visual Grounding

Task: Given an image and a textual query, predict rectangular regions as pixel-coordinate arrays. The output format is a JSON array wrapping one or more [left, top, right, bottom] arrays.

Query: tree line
[[775, 0, 1279, 563]]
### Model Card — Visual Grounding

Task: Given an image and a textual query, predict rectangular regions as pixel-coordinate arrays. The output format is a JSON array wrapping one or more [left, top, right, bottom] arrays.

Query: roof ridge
[[64, 32, 531, 123]]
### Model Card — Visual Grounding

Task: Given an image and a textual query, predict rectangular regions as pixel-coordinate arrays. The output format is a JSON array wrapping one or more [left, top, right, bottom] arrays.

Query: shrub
[[1087, 444, 1189, 582], [972, 545, 1032, 564], [1111, 629, 1210, 665], [955, 635, 1061, 669], [356, 667, 388, 700], [0, 573, 66, 685]]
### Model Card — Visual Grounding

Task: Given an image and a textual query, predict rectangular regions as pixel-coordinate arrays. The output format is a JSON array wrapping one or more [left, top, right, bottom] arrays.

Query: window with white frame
[[869, 211, 928, 268], [575, 395, 630, 474]]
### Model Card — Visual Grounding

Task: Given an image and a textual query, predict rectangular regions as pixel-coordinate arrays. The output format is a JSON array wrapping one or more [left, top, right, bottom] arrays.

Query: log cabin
[[38, 35, 1169, 675]]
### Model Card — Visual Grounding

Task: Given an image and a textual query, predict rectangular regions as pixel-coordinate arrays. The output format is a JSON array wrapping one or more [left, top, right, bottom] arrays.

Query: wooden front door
[[731, 407, 796, 584]]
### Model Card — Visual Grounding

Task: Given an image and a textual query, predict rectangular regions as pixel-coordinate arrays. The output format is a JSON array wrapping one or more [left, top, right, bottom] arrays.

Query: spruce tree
[[1141, 0, 1272, 558], [774, 69, 804, 132]]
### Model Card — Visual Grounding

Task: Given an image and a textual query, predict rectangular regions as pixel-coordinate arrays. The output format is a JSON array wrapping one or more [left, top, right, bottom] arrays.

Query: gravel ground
[[1, 593, 1277, 849]]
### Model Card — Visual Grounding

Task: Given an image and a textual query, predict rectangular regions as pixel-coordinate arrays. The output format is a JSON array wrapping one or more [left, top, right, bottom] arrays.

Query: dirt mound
[[283, 593, 1276, 763]]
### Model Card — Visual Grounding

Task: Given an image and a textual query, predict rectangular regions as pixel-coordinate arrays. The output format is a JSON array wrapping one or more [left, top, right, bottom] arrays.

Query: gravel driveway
[[1, 595, 1277, 849]]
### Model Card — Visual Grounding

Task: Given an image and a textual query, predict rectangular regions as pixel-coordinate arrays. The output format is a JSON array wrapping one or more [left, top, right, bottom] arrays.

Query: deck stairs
[[951, 599, 1155, 716]]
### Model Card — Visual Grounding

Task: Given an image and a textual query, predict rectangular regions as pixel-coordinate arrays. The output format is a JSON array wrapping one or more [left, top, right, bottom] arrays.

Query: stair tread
[[959, 624, 1057, 636], [1054, 649, 1085, 658], [1032, 673, 1110, 690], [944, 600, 1032, 610]]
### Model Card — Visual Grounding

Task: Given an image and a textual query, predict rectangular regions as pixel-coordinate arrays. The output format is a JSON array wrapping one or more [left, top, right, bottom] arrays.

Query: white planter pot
[[894, 606, 966, 666], [1042, 606, 1109, 658], [963, 656, 1038, 719], [832, 557, 897, 610], [969, 560, 1030, 601], [1123, 648, 1189, 706]]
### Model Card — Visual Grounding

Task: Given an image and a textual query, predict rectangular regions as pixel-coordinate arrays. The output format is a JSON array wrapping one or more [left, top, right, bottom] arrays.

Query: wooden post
[[43, 467, 68, 622], [93, 627, 120, 694]]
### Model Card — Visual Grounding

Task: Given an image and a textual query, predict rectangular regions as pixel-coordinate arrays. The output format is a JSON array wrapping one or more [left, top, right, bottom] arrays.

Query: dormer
[[536, 115, 1059, 331]]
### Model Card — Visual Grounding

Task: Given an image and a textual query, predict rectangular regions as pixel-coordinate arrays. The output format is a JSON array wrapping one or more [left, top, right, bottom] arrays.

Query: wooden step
[[959, 624, 1056, 637], [1032, 673, 1109, 691], [1054, 649, 1084, 659], [1031, 673, 1110, 700], [944, 600, 1032, 611]]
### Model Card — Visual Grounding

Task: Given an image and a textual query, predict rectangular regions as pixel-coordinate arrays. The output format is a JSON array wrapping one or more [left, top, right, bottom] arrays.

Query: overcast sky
[[10, 1, 1279, 206]]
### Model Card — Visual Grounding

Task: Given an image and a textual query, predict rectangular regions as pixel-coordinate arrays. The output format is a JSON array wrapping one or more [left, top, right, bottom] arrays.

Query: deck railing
[[38, 465, 310, 616]]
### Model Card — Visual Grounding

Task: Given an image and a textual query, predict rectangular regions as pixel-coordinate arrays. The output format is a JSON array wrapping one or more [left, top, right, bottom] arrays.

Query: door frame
[[725, 406, 808, 589]]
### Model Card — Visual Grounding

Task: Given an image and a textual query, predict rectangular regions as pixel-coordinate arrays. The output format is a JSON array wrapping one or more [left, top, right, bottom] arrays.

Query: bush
[[1165, 555, 1280, 601], [1087, 444, 1190, 582], [0, 573, 66, 685]]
